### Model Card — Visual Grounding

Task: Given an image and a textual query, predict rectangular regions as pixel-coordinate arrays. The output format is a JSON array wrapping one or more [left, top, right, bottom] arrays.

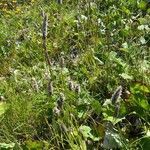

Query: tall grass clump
[[0, 0, 150, 149]]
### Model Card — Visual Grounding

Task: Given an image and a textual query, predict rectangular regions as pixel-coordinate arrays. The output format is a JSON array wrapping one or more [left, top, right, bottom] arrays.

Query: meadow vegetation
[[0, 0, 150, 149]]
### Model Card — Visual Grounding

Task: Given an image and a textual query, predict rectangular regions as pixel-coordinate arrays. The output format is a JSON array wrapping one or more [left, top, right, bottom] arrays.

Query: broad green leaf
[[25, 140, 44, 149], [138, 98, 149, 110], [131, 83, 150, 93], [79, 125, 99, 141], [79, 125, 91, 138], [138, 1, 147, 10], [103, 130, 123, 149], [139, 137, 150, 150], [103, 113, 125, 125], [91, 100, 101, 114], [119, 73, 133, 80]]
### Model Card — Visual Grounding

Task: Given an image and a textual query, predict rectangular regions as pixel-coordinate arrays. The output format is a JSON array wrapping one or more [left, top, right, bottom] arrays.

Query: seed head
[[68, 80, 74, 91], [41, 10, 45, 17], [60, 56, 65, 68], [48, 80, 53, 96], [111, 85, 122, 104], [42, 13, 48, 39], [57, 93, 65, 109], [31, 77, 39, 92], [75, 84, 81, 94]]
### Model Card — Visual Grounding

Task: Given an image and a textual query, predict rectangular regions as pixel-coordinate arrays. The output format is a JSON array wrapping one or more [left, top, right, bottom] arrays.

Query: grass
[[0, 0, 150, 149]]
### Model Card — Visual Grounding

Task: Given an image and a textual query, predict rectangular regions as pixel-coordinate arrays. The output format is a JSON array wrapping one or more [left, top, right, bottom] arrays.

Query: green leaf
[[24, 140, 44, 149], [79, 125, 99, 141], [103, 113, 125, 125], [109, 51, 126, 67], [139, 137, 150, 150], [78, 111, 84, 118], [122, 42, 128, 49], [79, 125, 91, 138], [138, 1, 147, 10], [103, 130, 123, 149], [91, 100, 101, 114], [138, 25, 145, 30], [103, 99, 112, 106], [146, 130, 150, 137], [119, 73, 133, 80], [122, 6, 131, 15], [93, 56, 104, 65], [131, 83, 150, 93], [139, 98, 149, 110], [0, 102, 7, 116], [140, 37, 146, 44], [0, 142, 15, 149]]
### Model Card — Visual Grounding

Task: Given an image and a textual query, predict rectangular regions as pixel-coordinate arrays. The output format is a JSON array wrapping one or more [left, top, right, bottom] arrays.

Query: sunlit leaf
[[138, 1, 147, 10], [0, 142, 15, 149], [93, 56, 104, 65], [103, 113, 125, 125], [139, 98, 149, 110], [140, 37, 146, 44], [0, 102, 7, 116], [79, 125, 91, 138], [25, 140, 44, 149], [146, 130, 150, 137], [119, 73, 133, 80], [103, 129, 123, 149], [79, 125, 99, 141], [122, 42, 128, 49], [103, 99, 111, 106]]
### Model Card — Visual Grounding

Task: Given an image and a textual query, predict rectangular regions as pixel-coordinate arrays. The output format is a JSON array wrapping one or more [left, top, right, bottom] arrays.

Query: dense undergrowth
[[0, 0, 150, 149]]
